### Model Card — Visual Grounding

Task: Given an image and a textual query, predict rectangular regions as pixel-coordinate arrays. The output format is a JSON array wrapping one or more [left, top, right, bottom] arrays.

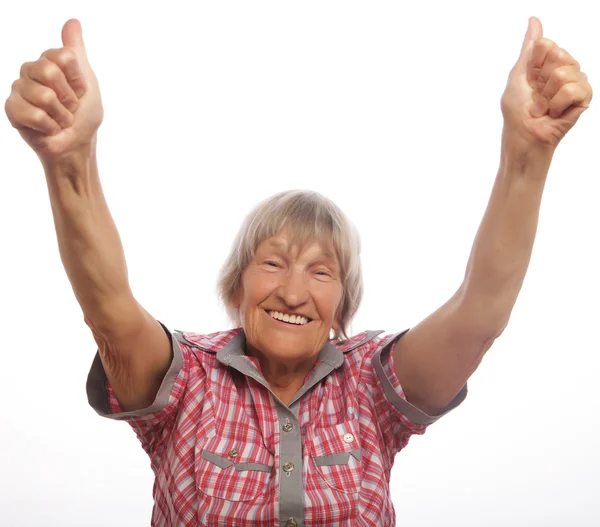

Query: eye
[[316, 270, 331, 277], [265, 261, 279, 268]]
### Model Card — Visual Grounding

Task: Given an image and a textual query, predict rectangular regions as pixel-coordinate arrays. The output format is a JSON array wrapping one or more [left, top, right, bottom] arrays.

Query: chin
[[259, 337, 317, 360]]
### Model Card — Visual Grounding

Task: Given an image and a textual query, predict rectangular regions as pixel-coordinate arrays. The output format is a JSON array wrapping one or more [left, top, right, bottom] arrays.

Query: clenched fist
[[501, 17, 593, 154], [4, 19, 103, 167]]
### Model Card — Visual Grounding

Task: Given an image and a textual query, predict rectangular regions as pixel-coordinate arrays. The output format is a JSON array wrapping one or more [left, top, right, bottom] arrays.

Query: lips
[[264, 309, 312, 327], [266, 309, 311, 322]]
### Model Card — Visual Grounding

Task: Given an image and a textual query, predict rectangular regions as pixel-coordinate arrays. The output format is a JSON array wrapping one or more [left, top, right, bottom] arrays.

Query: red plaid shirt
[[87, 323, 466, 526]]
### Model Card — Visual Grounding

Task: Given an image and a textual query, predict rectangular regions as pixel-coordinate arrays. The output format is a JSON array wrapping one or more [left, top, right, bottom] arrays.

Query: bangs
[[240, 192, 340, 268]]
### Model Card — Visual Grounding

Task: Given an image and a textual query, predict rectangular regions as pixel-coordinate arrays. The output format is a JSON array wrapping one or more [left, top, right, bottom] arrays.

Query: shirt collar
[[215, 331, 345, 369]]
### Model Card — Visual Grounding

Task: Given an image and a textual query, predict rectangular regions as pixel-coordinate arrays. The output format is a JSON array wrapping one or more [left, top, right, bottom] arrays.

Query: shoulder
[[337, 329, 407, 359], [172, 327, 242, 357]]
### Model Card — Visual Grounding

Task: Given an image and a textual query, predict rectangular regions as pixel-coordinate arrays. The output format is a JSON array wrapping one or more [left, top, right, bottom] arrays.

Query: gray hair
[[217, 190, 363, 342]]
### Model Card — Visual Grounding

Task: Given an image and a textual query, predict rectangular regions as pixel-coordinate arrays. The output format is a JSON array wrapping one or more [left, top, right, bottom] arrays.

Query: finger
[[5, 91, 62, 135], [537, 46, 580, 90], [548, 81, 591, 119], [17, 77, 74, 129], [41, 47, 86, 99], [515, 17, 543, 72], [27, 53, 81, 111], [541, 66, 584, 101], [62, 19, 90, 64], [528, 38, 556, 88]]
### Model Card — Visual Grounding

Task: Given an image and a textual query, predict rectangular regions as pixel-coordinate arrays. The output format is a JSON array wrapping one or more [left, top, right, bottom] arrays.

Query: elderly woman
[[6, 16, 592, 527]]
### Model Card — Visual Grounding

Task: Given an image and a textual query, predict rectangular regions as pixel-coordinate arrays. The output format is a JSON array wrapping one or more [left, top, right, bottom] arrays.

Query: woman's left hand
[[501, 17, 593, 155]]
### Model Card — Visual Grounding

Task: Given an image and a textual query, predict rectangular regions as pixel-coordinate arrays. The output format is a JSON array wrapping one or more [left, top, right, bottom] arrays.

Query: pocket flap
[[313, 448, 362, 467], [201, 450, 272, 472], [201, 450, 234, 469]]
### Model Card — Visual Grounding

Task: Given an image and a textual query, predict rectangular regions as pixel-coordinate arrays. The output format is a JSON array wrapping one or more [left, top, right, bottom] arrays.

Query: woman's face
[[233, 230, 344, 367]]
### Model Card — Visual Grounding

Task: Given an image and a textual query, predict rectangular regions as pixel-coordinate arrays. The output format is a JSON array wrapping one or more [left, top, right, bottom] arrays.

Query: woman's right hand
[[4, 18, 103, 167]]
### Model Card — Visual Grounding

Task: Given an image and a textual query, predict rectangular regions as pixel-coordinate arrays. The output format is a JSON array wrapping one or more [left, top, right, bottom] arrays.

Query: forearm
[[461, 144, 554, 333], [43, 149, 132, 330]]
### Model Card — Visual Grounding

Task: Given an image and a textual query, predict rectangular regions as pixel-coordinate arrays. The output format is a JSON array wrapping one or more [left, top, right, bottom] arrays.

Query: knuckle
[[40, 48, 60, 60], [563, 83, 578, 97], [39, 86, 58, 106], [540, 38, 556, 52], [31, 107, 47, 125], [552, 68, 568, 83], [550, 47, 565, 62], [38, 59, 62, 82], [19, 61, 31, 77], [54, 48, 77, 69], [4, 96, 14, 120]]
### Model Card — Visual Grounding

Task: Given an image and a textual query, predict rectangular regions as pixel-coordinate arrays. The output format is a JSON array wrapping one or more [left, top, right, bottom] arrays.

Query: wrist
[[43, 147, 99, 206], [500, 128, 554, 179], [40, 137, 97, 174]]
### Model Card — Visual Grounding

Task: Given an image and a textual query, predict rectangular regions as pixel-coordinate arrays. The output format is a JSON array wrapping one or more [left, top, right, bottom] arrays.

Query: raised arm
[[5, 19, 171, 411], [392, 17, 593, 415]]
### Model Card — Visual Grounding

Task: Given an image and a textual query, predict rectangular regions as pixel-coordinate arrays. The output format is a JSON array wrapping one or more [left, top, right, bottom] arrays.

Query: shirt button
[[283, 462, 294, 473], [286, 519, 298, 527], [343, 433, 354, 443], [283, 422, 294, 432], [228, 448, 239, 457]]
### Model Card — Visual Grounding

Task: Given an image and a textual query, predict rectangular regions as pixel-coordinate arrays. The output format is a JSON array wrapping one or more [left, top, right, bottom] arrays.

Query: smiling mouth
[[264, 309, 312, 326]]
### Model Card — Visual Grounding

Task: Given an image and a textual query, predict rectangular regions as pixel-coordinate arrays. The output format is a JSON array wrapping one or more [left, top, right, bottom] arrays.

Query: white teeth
[[268, 310, 309, 325]]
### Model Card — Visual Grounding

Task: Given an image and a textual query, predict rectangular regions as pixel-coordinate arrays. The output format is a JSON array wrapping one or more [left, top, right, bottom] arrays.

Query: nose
[[277, 267, 309, 308]]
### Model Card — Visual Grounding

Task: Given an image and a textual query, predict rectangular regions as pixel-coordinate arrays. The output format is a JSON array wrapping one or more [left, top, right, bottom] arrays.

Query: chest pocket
[[196, 434, 275, 502], [310, 418, 362, 494]]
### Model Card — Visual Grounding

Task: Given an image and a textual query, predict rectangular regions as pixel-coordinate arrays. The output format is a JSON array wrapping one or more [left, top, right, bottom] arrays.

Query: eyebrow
[[265, 240, 339, 266]]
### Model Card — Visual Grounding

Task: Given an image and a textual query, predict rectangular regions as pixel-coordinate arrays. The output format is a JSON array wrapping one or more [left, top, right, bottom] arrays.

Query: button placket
[[276, 406, 303, 525]]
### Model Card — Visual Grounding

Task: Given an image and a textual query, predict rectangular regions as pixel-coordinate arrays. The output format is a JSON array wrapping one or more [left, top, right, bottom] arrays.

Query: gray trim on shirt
[[86, 320, 182, 419], [372, 329, 468, 425]]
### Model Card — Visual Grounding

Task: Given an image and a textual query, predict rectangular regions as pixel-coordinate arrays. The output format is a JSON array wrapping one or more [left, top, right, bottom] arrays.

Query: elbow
[[458, 285, 514, 339]]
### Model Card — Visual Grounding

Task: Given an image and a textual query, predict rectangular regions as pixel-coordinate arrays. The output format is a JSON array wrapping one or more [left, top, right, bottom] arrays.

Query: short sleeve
[[369, 330, 468, 457], [86, 320, 190, 458]]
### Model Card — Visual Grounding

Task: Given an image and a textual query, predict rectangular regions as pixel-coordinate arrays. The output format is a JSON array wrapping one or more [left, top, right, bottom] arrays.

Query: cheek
[[316, 286, 343, 317], [240, 281, 272, 317]]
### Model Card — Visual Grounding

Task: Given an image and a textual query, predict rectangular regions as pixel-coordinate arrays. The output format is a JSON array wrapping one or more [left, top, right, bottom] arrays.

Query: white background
[[1, 1, 598, 526]]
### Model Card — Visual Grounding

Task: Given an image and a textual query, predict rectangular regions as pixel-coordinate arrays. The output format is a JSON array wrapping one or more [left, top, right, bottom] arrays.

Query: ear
[[333, 299, 344, 332], [331, 315, 342, 336], [231, 286, 242, 309]]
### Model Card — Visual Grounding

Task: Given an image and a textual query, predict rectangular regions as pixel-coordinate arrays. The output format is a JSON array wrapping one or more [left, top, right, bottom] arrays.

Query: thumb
[[62, 18, 89, 63], [515, 17, 543, 70], [61, 18, 92, 98]]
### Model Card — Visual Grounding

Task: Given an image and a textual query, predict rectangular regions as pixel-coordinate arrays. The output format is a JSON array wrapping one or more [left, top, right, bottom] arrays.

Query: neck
[[245, 345, 318, 404]]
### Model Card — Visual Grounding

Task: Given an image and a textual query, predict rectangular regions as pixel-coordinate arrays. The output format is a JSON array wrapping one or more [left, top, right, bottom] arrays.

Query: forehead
[[256, 231, 337, 261]]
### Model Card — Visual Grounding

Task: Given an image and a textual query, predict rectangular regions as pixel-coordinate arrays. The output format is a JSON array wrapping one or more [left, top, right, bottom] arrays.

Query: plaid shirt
[[87, 323, 466, 526]]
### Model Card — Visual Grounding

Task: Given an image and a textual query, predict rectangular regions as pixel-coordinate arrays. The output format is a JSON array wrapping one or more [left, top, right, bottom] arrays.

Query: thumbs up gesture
[[5, 19, 104, 167], [501, 17, 593, 155]]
